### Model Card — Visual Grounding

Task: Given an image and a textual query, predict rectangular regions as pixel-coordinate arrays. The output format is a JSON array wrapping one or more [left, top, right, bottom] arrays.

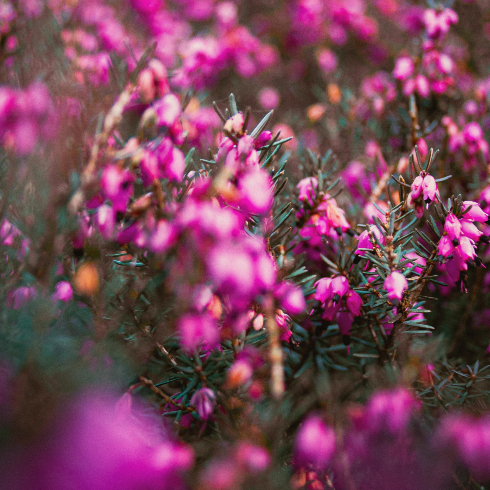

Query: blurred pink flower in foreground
[[0, 391, 194, 490]]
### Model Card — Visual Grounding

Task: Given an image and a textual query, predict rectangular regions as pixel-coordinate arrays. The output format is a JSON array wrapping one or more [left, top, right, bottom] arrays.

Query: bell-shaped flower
[[314, 277, 332, 303], [190, 388, 216, 420], [462, 201, 488, 222], [457, 236, 476, 262], [393, 57, 414, 81], [410, 175, 423, 200], [297, 177, 318, 204], [95, 204, 116, 240], [346, 290, 362, 316], [444, 213, 461, 242], [438, 235, 454, 257], [384, 271, 408, 303], [100, 165, 134, 213], [52, 281, 73, 303], [322, 300, 341, 321], [422, 175, 437, 205], [460, 219, 483, 242], [337, 311, 354, 336], [355, 225, 385, 257], [330, 276, 349, 303]]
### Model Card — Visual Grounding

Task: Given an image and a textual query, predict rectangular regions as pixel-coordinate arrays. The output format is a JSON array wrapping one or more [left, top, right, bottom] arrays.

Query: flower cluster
[[0, 83, 58, 155]]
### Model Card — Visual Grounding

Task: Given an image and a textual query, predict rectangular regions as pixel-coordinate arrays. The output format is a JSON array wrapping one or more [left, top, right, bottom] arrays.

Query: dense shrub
[[2, 1, 490, 489]]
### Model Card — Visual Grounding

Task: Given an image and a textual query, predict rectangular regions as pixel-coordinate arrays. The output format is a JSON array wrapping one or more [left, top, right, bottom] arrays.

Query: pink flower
[[462, 201, 488, 222], [438, 235, 454, 258], [331, 276, 349, 302], [362, 387, 419, 434], [238, 169, 273, 215], [235, 443, 270, 473], [153, 93, 181, 127], [100, 165, 134, 213], [393, 57, 414, 81], [460, 219, 483, 242], [384, 271, 408, 303], [422, 175, 437, 204], [444, 213, 461, 241], [346, 290, 362, 316], [275, 282, 306, 315], [314, 277, 332, 303], [178, 313, 219, 353], [52, 281, 73, 302], [337, 311, 354, 336], [297, 177, 318, 203], [294, 414, 336, 470], [410, 175, 423, 200], [190, 387, 216, 420]]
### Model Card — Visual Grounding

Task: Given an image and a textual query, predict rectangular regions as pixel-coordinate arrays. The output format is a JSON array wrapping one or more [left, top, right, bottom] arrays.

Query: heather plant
[[3, 1, 490, 490]]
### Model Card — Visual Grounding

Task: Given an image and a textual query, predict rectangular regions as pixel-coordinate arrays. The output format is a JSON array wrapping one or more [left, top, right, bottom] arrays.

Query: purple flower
[[190, 387, 216, 420]]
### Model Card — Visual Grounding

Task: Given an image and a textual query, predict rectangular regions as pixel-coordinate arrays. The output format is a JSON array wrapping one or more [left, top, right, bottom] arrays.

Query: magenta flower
[[393, 57, 414, 81], [460, 219, 483, 242], [153, 93, 181, 127], [52, 281, 73, 303], [444, 213, 461, 242], [100, 165, 134, 213], [178, 313, 219, 353], [297, 177, 318, 204], [422, 175, 437, 204], [95, 204, 116, 240], [362, 387, 419, 434], [238, 169, 273, 215], [235, 442, 270, 473], [462, 201, 488, 222], [190, 387, 216, 420], [337, 311, 354, 336], [345, 290, 362, 316], [294, 414, 336, 471], [275, 282, 306, 315], [438, 235, 454, 258], [1, 392, 194, 490], [384, 271, 408, 303], [355, 225, 385, 258]]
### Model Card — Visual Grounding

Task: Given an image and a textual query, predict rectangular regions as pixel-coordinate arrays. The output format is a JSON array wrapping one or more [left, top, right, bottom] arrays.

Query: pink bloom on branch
[[275, 282, 306, 315], [444, 213, 461, 241], [384, 271, 408, 303], [346, 290, 362, 316], [393, 57, 414, 81], [178, 313, 219, 353], [422, 175, 437, 204], [238, 169, 273, 215], [462, 201, 488, 222], [153, 93, 181, 127], [190, 387, 216, 420], [410, 175, 423, 200], [52, 281, 73, 303], [294, 414, 336, 471]]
